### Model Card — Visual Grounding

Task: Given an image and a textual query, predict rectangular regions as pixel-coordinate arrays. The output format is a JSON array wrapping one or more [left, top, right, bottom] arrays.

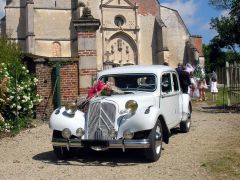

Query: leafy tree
[[203, 39, 240, 74], [208, 0, 240, 64], [0, 35, 22, 65], [203, 40, 226, 73], [209, 0, 240, 49], [209, 0, 236, 9]]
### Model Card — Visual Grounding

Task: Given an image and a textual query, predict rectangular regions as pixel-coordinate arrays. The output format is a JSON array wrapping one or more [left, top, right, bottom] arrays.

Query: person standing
[[179, 66, 191, 94], [198, 79, 208, 101], [176, 63, 183, 76], [189, 71, 197, 97], [211, 76, 218, 101]]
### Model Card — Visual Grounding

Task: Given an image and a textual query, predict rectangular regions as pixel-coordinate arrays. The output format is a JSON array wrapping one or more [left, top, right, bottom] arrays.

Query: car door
[[171, 72, 181, 124], [160, 72, 180, 128]]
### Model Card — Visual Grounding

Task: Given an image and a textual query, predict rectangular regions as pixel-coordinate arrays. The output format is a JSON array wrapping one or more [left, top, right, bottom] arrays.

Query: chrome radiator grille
[[87, 101, 116, 140]]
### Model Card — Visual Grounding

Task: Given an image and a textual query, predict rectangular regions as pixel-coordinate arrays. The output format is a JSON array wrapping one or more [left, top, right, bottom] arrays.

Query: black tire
[[144, 120, 163, 162], [180, 105, 191, 133], [52, 130, 76, 160]]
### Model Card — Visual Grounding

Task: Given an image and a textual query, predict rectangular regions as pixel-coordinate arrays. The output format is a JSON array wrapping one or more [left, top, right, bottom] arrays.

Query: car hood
[[90, 92, 157, 112]]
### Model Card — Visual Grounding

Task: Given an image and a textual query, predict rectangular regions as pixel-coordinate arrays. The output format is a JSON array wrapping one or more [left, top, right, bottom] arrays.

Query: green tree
[[203, 40, 226, 73], [209, 0, 240, 57], [203, 39, 240, 74], [0, 35, 22, 65], [209, 0, 236, 9]]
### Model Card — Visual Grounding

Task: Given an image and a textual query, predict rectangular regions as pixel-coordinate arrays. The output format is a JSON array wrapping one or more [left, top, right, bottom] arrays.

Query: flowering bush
[[0, 64, 9, 125], [0, 62, 42, 132]]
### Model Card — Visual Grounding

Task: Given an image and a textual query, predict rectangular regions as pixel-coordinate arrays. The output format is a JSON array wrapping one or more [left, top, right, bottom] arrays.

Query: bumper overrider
[[52, 138, 150, 149]]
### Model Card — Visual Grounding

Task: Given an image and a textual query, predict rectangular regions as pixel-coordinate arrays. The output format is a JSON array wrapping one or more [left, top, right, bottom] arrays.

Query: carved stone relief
[[105, 33, 137, 66]]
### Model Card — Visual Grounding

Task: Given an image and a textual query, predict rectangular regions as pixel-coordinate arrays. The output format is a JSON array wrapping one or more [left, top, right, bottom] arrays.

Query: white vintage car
[[49, 65, 192, 162]]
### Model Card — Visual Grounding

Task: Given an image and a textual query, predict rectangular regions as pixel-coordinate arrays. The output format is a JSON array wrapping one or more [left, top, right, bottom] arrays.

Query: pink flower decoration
[[87, 81, 109, 98]]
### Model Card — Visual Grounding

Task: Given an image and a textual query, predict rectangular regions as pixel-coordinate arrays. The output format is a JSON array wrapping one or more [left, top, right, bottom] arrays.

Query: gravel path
[[0, 103, 239, 180]]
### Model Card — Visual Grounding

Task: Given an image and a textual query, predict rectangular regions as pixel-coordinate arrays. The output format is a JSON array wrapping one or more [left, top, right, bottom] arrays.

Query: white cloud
[[201, 22, 217, 36], [200, 22, 211, 31], [219, 9, 230, 17], [0, 0, 6, 18], [161, 0, 200, 27]]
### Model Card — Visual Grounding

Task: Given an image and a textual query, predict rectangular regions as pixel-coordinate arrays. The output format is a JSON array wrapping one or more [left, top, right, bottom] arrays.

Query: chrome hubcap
[[155, 125, 162, 154], [187, 119, 191, 128]]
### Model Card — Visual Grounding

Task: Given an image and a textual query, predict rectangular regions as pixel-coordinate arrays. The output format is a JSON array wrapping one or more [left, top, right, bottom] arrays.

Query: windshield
[[99, 74, 156, 92]]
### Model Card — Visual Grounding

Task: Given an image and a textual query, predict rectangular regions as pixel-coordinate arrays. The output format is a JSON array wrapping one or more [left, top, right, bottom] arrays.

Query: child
[[198, 79, 207, 101], [189, 72, 196, 98], [211, 77, 218, 102]]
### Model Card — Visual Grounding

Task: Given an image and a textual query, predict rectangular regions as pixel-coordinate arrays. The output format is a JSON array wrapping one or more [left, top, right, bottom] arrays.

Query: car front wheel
[[144, 120, 163, 162]]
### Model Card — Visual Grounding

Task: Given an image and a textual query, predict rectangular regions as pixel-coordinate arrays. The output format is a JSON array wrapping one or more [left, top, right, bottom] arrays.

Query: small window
[[172, 73, 179, 92], [114, 15, 125, 27], [161, 73, 172, 93]]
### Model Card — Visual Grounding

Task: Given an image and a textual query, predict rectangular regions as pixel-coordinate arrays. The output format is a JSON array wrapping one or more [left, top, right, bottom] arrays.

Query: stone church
[[1, 0, 204, 117]]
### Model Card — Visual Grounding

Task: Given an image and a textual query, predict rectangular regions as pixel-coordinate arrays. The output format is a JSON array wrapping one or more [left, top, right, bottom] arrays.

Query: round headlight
[[123, 130, 134, 140], [65, 102, 77, 115], [125, 100, 138, 113], [62, 128, 71, 139], [76, 128, 85, 138]]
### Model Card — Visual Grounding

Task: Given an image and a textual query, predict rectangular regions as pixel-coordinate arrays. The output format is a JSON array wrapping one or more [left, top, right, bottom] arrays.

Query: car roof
[[98, 65, 175, 77]]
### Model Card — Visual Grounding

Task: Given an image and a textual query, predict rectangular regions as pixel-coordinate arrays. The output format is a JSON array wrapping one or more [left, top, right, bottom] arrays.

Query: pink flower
[[87, 81, 109, 98], [95, 81, 106, 92], [87, 87, 97, 98]]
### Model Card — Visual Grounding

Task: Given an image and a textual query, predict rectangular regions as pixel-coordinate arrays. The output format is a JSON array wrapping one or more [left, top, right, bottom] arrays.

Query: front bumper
[[52, 138, 150, 149]]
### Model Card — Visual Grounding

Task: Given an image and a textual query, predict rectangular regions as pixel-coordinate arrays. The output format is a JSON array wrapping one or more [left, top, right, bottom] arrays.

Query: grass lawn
[[205, 86, 240, 106]]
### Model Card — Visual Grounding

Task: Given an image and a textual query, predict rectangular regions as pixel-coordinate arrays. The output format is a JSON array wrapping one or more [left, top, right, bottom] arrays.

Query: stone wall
[[160, 6, 190, 67]]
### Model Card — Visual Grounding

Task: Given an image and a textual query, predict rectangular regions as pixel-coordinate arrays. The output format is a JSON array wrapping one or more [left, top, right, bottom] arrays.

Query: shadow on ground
[[32, 148, 154, 167]]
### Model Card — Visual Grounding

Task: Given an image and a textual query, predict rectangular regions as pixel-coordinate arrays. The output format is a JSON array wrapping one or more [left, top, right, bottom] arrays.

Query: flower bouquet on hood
[[87, 80, 113, 98], [78, 80, 123, 112]]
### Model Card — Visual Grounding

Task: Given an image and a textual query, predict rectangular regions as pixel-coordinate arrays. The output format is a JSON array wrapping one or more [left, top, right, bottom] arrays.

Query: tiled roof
[[131, 0, 159, 16]]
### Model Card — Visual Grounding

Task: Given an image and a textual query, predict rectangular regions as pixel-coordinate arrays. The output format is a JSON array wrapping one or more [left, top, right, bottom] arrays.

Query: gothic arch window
[[52, 42, 62, 57], [114, 15, 126, 27]]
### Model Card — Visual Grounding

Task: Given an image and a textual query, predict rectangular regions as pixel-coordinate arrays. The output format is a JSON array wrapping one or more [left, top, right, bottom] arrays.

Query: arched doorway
[[105, 32, 138, 66]]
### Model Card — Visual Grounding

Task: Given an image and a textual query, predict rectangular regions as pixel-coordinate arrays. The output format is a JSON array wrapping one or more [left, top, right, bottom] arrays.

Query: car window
[[172, 73, 180, 92], [161, 73, 172, 93], [100, 74, 156, 92]]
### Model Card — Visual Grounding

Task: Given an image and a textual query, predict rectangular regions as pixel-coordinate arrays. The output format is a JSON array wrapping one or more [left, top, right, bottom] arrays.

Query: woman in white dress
[[211, 77, 218, 102]]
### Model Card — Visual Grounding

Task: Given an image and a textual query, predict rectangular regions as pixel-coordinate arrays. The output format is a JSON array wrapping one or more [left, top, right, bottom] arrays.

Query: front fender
[[181, 93, 191, 121], [117, 106, 162, 138], [49, 107, 85, 137]]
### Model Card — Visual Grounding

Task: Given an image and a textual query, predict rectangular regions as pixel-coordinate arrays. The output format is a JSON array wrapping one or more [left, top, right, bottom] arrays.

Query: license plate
[[81, 140, 109, 147]]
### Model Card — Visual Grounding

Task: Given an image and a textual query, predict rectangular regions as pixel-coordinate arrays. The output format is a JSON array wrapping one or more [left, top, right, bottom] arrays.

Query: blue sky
[[0, 0, 225, 44]]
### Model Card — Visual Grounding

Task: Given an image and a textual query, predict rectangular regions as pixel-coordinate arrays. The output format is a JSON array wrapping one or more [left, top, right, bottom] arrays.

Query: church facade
[[1, 0, 204, 117], [1, 0, 204, 67]]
